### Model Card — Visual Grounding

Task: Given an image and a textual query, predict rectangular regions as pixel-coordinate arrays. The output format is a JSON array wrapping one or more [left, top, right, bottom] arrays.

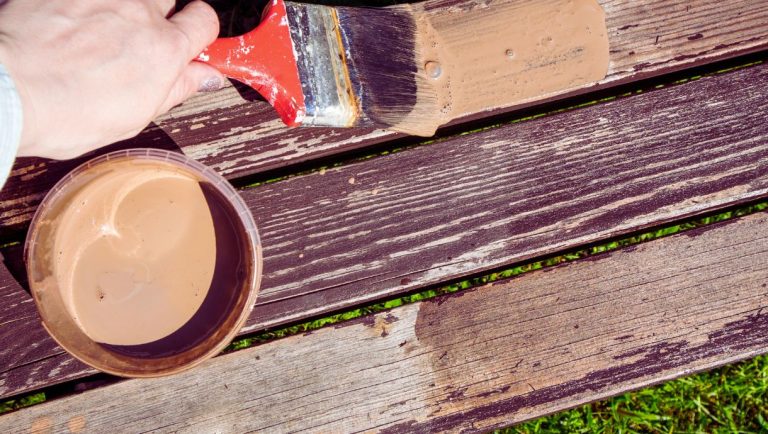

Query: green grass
[[501, 354, 768, 433]]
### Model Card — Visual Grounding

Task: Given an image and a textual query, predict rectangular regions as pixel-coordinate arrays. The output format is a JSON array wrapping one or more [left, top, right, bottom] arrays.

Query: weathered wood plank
[[0, 0, 766, 233], [2, 212, 766, 433], [0, 263, 77, 398], [245, 62, 768, 329], [1, 59, 768, 401]]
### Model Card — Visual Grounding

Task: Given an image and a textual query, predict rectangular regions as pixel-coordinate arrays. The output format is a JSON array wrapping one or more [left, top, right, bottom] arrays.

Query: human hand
[[0, 0, 224, 160]]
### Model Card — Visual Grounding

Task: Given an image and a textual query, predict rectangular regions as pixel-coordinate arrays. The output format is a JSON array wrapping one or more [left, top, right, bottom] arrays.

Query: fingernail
[[198, 76, 222, 92]]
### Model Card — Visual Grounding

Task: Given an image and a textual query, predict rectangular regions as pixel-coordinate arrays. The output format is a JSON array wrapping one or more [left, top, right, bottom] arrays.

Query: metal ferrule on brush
[[286, 4, 360, 127]]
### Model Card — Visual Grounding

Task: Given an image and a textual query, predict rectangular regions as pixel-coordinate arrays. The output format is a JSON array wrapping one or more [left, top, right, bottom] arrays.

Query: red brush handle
[[196, 0, 305, 127]]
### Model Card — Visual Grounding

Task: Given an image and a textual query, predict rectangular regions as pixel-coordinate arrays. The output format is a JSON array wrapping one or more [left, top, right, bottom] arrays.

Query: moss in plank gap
[[236, 58, 765, 191], [716, 60, 763, 75], [0, 240, 19, 250], [0, 393, 45, 414]]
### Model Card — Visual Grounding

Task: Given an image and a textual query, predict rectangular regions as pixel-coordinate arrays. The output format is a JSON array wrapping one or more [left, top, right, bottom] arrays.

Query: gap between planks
[[1, 211, 767, 432], [0, 0, 766, 233], [1, 57, 768, 400]]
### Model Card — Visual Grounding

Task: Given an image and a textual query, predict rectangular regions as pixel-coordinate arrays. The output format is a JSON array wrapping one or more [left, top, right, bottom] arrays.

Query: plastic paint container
[[25, 149, 262, 377]]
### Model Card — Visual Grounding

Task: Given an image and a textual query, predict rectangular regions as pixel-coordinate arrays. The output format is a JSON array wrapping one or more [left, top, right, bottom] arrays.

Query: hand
[[0, 0, 224, 160]]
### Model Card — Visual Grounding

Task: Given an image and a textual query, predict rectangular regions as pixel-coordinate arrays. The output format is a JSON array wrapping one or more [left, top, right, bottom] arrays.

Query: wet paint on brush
[[196, 0, 607, 136]]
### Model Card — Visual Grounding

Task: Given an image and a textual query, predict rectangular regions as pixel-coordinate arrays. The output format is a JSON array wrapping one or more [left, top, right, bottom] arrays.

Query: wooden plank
[[1, 59, 768, 401], [2, 212, 767, 433], [245, 62, 768, 328], [0, 0, 766, 233], [0, 263, 81, 397]]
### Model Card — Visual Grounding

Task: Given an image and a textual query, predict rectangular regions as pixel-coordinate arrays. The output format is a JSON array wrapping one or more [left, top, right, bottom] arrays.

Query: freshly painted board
[[2, 212, 767, 433], [1, 61, 767, 400], [0, 0, 766, 233]]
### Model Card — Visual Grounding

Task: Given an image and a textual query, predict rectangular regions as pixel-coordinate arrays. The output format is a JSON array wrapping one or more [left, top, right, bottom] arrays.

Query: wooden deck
[[1, 0, 767, 431]]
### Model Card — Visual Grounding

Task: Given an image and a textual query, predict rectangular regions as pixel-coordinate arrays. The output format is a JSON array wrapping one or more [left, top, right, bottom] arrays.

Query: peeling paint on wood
[[244, 62, 768, 330]]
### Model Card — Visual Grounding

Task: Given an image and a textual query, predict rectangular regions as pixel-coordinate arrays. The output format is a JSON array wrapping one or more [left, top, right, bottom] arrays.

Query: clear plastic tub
[[25, 149, 262, 377]]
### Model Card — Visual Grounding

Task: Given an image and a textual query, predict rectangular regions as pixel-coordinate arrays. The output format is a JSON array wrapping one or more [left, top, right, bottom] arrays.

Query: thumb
[[157, 61, 225, 115]]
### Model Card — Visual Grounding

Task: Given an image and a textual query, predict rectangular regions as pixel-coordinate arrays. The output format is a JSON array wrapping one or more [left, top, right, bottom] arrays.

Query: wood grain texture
[[2, 60, 768, 401], [0, 263, 82, 399], [0, 0, 766, 233], [2, 212, 767, 433], [245, 62, 768, 329]]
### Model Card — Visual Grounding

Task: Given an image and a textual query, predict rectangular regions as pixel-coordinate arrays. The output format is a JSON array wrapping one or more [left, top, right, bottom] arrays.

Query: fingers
[[157, 61, 225, 114], [155, 3, 223, 123], [151, 0, 177, 16], [168, 0, 220, 60]]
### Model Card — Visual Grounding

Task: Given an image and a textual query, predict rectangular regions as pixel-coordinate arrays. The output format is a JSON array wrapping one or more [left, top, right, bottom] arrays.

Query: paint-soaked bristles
[[284, 2, 439, 134], [336, 5, 439, 135]]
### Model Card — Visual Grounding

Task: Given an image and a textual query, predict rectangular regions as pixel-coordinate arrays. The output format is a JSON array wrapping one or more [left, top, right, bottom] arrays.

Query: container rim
[[24, 148, 263, 377]]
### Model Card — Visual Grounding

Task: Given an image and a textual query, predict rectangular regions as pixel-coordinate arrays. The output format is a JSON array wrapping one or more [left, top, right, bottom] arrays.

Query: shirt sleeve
[[0, 63, 22, 190]]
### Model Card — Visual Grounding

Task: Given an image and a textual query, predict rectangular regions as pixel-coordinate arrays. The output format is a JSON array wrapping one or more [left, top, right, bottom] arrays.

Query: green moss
[[0, 240, 19, 249], [0, 393, 45, 414]]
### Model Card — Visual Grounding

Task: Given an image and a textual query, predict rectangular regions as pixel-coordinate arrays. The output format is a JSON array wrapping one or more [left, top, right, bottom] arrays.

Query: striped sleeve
[[0, 63, 22, 190]]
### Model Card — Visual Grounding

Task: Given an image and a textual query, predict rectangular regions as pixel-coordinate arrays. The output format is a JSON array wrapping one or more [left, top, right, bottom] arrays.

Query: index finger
[[168, 1, 220, 60]]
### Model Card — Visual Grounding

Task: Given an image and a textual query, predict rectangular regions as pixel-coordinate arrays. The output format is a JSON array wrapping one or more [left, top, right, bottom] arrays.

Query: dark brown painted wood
[[0, 0, 766, 234], [2, 212, 767, 432], [245, 62, 768, 329], [0, 262, 81, 398], [1, 61, 767, 400]]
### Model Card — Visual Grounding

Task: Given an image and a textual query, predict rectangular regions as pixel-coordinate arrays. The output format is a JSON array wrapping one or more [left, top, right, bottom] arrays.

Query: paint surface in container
[[28, 152, 256, 362]]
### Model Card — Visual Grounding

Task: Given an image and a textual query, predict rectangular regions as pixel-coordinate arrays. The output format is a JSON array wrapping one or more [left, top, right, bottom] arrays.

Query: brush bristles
[[336, 5, 439, 135]]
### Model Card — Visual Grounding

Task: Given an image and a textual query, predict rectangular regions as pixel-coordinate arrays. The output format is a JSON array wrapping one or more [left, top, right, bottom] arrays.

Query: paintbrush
[[197, 0, 437, 135]]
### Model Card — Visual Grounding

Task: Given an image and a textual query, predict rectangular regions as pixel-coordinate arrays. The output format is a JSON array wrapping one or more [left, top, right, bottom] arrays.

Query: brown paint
[[398, 0, 609, 135], [30, 417, 52, 434], [67, 415, 86, 433], [26, 152, 260, 373], [52, 162, 217, 346], [400, 214, 768, 432]]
